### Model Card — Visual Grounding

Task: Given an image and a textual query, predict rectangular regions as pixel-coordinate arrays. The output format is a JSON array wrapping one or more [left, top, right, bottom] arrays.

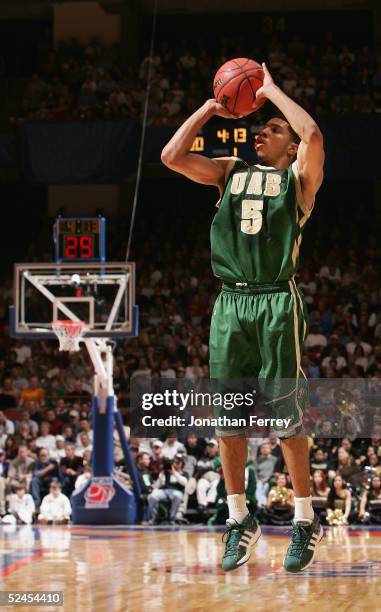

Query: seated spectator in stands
[[3, 483, 35, 525], [7, 444, 34, 492], [346, 334, 372, 357], [366, 452, 381, 476], [75, 432, 92, 458], [184, 433, 206, 460], [254, 442, 277, 507], [326, 475, 352, 524], [30, 447, 60, 509], [18, 376, 45, 409], [14, 421, 34, 448], [43, 408, 64, 436], [44, 377, 66, 408], [130, 358, 151, 381], [304, 323, 327, 352], [332, 447, 363, 488], [50, 436, 66, 462], [260, 473, 294, 526], [66, 379, 91, 404], [11, 366, 28, 394], [148, 440, 164, 481], [74, 463, 92, 491], [0, 410, 15, 435], [3, 435, 18, 460], [297, 270, 317, 305], [136, 452, 154, 500], [0, 449, 8, 515], [63, 424, 76, 444], [350, 345, 369, 373], [358, 475, 381, 524], [38, 480, 71, 524], [23, 400, 42, 426], [35, 422, 56, 454], [18, 411, 38, 437], [322, 347, 347, 372], [311, 469, 330, 516], [310, 448, 329, 473], [147, 454, 188, 524], [194, 439, 220, 513], [68, 410, 81, 435], [0, 378, 19, 408], [60, 444, 83, 497], [162, 431, 186, 459], [75, 419, 93, 444]]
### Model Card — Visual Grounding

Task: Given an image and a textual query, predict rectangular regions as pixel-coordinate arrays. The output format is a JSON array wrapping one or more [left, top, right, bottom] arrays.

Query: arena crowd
[[0, 201, 380, 526], [13, 33, 381, 124]]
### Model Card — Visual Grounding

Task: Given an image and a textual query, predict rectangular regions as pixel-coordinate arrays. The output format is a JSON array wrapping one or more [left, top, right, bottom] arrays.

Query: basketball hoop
[[52, 319, 87, 352]]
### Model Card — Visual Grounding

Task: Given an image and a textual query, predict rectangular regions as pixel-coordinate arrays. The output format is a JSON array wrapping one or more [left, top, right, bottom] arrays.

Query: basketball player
[[161, 63, 325, 573]]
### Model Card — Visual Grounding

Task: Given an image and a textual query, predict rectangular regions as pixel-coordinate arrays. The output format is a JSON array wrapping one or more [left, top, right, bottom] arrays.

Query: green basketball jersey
[[210, 159, 313, 284]]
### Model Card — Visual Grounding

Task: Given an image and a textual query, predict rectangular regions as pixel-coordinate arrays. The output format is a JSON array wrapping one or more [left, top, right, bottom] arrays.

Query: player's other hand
[[255, 63, 275, 104], [205, 99, 243, 119]]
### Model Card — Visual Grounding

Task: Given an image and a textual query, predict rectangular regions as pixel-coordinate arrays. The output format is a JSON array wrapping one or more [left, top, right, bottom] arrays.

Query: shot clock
[[53, 217, 106, 263]]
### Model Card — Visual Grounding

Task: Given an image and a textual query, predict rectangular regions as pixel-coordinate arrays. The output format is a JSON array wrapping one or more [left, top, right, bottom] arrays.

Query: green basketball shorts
[[209, 279, 308, 439]]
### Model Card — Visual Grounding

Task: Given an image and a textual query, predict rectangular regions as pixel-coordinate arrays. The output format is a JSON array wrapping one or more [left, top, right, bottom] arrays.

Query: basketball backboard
[[10, 262, 138, 340]]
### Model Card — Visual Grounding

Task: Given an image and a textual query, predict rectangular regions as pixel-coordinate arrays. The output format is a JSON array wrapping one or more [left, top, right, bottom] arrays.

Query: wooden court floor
[[1, 524, 380, 612]]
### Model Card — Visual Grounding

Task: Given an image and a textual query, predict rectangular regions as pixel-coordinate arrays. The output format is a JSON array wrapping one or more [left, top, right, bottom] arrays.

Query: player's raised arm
[[161, 100, 240, 190], [256, 63, 325, 209]]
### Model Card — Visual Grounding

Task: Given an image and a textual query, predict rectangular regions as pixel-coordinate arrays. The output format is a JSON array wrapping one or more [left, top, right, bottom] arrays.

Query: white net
[[52, 320, 87, 352]]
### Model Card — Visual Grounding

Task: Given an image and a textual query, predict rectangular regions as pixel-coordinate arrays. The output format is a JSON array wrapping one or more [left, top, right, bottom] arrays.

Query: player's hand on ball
[[255, 63, 275, 104], [205, 99, 243, 120]]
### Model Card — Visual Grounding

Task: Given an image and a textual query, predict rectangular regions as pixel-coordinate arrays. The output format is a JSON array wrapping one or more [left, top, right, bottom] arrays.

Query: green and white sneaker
[[221, 514, 261, 572], [283, 514, 324, 573]]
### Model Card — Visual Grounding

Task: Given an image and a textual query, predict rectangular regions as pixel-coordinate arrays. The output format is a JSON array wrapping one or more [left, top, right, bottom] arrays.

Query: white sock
[[294, 496, 314, 523], [227, 493, 249, 524]]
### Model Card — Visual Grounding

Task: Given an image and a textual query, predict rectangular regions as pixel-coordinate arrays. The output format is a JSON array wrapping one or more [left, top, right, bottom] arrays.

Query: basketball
[[213, 58, 264, 116]]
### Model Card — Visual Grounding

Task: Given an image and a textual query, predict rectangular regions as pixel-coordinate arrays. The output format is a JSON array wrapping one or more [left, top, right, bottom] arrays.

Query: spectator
[[358, 475, 381, 523], [35, 422, 56, 454], [254, 442, 277, 507], [162, 432, 186, 459], [326, 475, 352, 524], [18, 410, 38, 437], [19, 376, 45, 408], [184, 433, 206, 460], [30, 447, 60, 509], [310, 448, 329, 472], [0, 449, 8, 515], [43, 409, 64, 436], [260, 473, 294, 526], [75, 432, 92, 458], [3, 483, 35, 525], [148, 440, 164, 481], [0, 410, 15, 435], [66, 379, 91, 403], [51, 436, 67, 462], [194, 439, 221, 512], [38, 480, 71, 524], [60, 444, 83, 497], [74, 463, 92, 491], [7, 444, 34, 491], [136, 452, 154, 496], [147, 455, 188, 524], [0, 378, 19, 408], [311, 469, 330, 516]]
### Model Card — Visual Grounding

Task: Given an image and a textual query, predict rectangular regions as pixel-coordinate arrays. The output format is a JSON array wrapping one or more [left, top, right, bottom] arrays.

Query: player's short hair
[[263, 105, 301, 144]]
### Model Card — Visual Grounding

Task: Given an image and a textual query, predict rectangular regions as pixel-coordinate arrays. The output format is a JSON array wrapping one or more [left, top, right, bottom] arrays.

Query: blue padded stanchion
[[71, 395, 137, 525]]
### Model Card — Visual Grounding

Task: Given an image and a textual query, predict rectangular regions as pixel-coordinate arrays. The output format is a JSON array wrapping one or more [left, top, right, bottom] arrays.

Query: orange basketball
[[213, 58, 264, 116]]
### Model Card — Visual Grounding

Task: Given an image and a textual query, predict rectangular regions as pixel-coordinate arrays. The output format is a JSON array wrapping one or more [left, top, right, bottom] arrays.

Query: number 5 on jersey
[[241, 200, 263, 234]]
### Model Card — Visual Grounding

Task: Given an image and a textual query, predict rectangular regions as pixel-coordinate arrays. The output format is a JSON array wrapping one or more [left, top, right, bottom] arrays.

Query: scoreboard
[[190, 122, 261, 159]]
